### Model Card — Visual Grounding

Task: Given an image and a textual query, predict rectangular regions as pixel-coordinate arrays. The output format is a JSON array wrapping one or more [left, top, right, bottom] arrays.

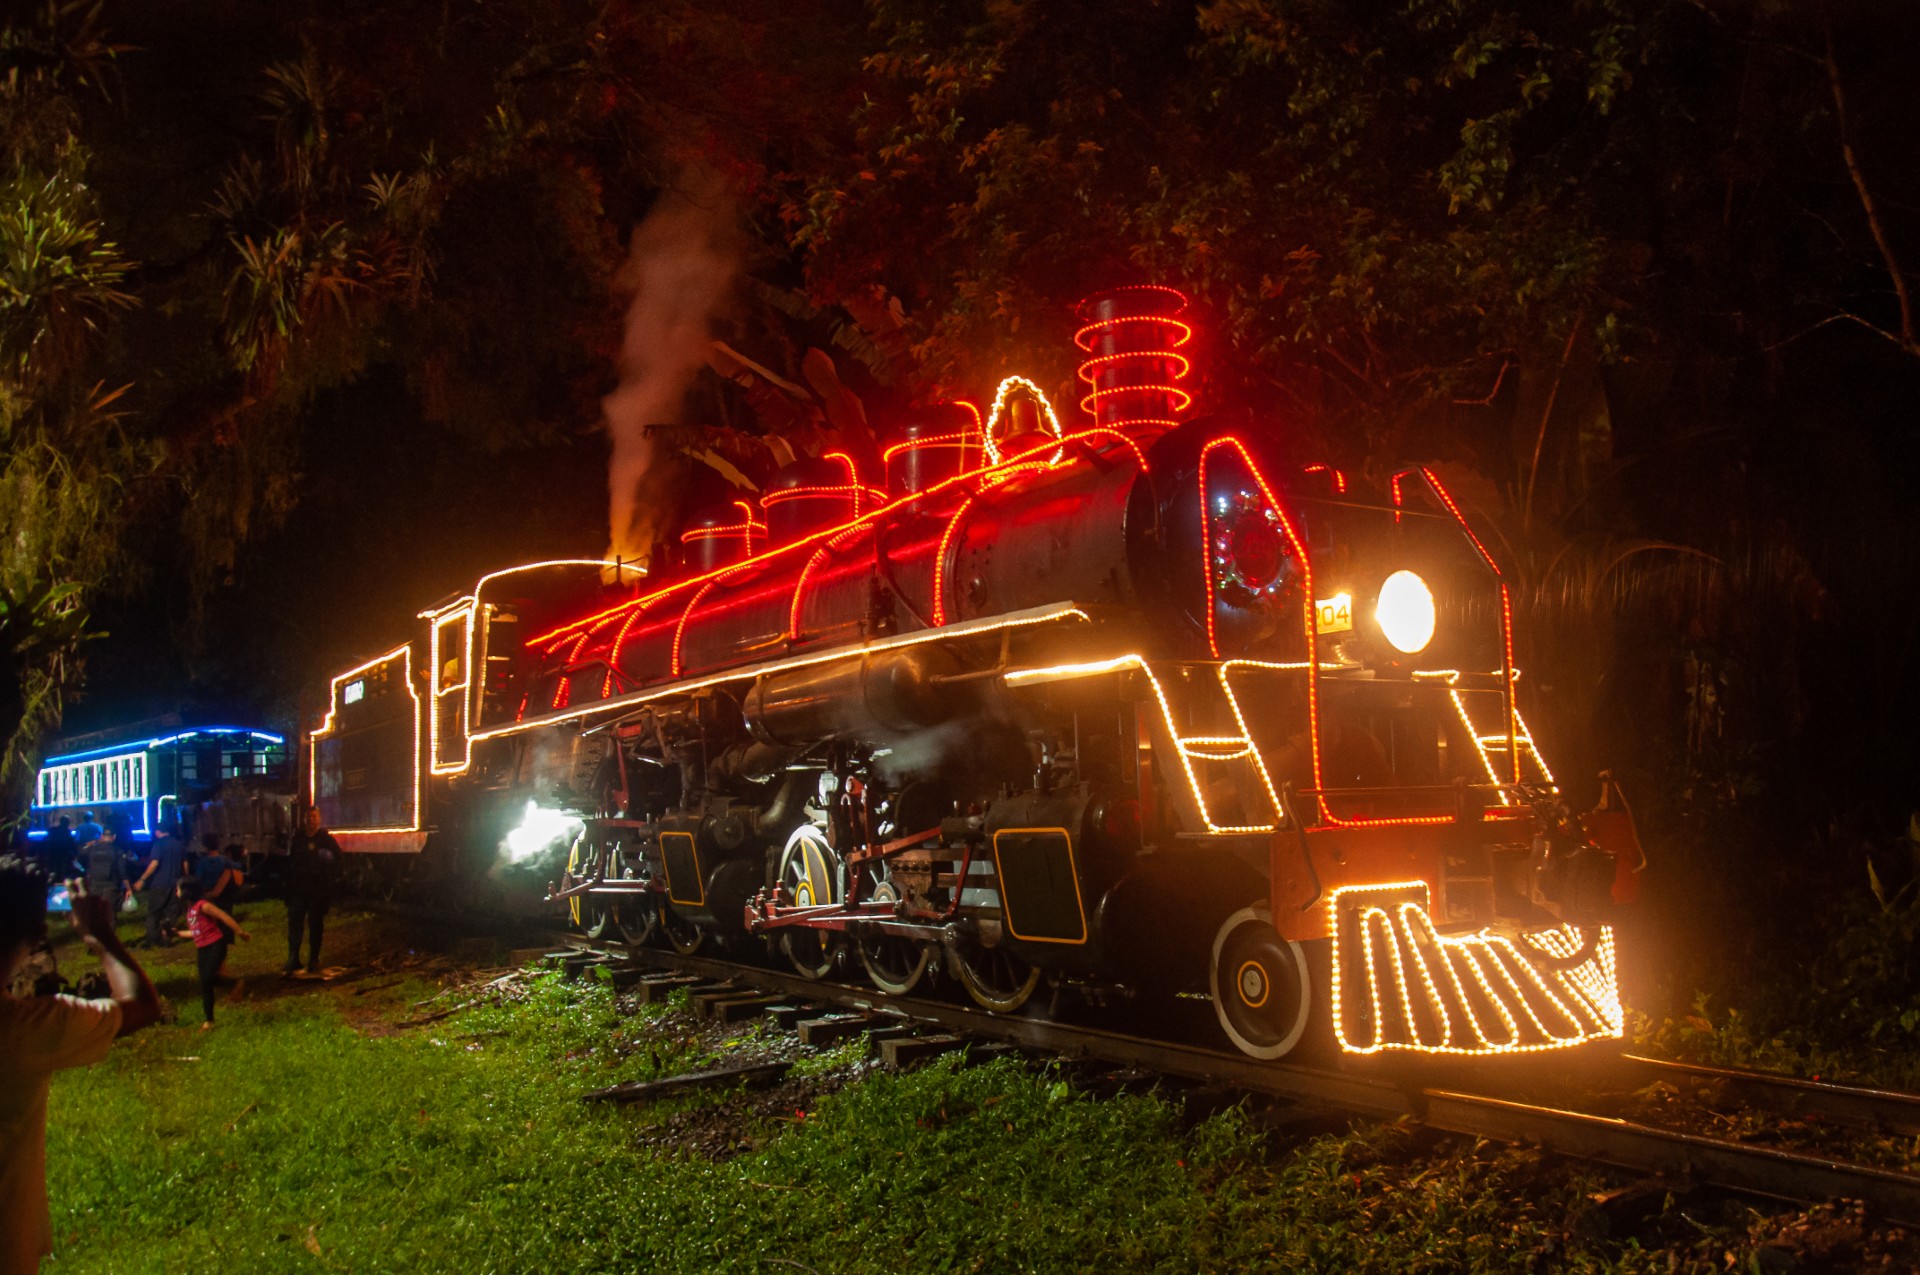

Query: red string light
[[1398, 467, 1519, 783], [551, 631, 591, 710], [1415, 468, 1501, 577], [527, 428, 1150, 649], [761, 484, 873, 507], [1193, 437, 1458, 830], [681, 499, 765, 556], [788, 544, 832, 641], [1303, 463, 1348, 494], [881, 431, 985, 464], [603, 606, 645, 697], [1501, 583, 1520, 783], [1196, 437, 1310, 659], [931, 496, 976, 626], [1074, 288, 1194, 435], [670, 581, 719, 678], [1314, 467, 1515, 828]]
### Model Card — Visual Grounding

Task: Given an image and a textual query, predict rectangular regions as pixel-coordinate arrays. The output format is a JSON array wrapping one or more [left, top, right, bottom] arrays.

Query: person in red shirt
[[0, 857, 159, 1274], [178, 878, 251, 1030]]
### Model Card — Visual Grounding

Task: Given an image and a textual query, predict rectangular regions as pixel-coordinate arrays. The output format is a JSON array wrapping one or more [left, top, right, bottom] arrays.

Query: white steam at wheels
[[501, 800, 585, 866]]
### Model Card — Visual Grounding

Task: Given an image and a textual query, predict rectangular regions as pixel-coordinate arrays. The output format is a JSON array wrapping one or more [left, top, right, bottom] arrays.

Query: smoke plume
[[603, 168, 740, 567]]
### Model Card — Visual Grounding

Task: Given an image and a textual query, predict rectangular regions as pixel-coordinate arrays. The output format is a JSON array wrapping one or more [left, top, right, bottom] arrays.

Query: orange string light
[[309, 644, 420, 835]]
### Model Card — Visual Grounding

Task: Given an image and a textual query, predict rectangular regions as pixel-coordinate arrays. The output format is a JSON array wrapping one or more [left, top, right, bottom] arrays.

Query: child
[[179, 878, 250, 1030]]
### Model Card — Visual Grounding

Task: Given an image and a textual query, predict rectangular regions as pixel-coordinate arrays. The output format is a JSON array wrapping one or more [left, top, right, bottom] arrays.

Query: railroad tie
[[881, 1035, 966, 1069], [862, 1024, 917, 1050], [632, 975, 705, 1006], [557, 954, 608, 983], [961, 1041, 1019, 1066], [711, 996, 788, 1024], [797, 1014, 872, 1047], [581, 1060, 792, 1105], [763, 1003, 818, 1030], [691, 989, 760, 1018]]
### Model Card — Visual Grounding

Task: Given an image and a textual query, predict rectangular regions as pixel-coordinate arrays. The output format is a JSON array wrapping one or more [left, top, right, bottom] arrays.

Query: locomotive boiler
[[310, 285, 1630, 1060]]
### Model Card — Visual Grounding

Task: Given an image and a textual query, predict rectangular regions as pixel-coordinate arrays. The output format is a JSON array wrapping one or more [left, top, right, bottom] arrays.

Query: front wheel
[[1210, 906, 1328, 1061]]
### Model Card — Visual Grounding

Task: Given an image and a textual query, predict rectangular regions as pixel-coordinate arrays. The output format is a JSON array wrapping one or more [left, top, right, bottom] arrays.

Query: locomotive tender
[[312, 285, 1627, 1059]]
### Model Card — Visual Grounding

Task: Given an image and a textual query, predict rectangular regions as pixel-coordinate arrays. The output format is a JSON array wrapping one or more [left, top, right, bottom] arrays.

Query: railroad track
[[549, 932, 1920, 1225], [1608, 1053, 1920, 1136]]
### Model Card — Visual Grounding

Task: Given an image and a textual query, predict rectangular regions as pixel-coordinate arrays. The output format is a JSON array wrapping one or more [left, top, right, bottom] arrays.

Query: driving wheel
[[856, 881, 930, 996], [949, 934, 1040, 1013], [777, 826, 844, 979]]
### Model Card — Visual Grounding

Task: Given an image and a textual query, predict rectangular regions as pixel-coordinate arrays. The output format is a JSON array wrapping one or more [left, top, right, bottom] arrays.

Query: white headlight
[[1375, 570, 1436, 654]]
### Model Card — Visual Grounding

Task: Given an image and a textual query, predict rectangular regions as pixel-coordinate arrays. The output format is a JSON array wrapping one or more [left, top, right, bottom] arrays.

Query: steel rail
[[1611, 1053, 1920, 1136], [558, 936, 1920, 1224]]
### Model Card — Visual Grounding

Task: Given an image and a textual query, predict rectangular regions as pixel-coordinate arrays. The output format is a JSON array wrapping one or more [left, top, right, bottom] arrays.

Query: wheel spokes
[[952, 937, 1040, 1013], [778, 827, 843, 979]]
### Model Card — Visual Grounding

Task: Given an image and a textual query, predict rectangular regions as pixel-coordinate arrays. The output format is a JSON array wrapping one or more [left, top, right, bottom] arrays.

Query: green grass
[[38, 902, 1695, 1273]]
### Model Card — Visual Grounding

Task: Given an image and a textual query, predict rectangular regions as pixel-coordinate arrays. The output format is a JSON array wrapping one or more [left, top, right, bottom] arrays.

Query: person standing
[[0, 858, 160, 1274], [132, 826, 186, 948], [72, 812, 102, 852], [284, 807, 340, 976], [180, 879, 250, 1030], [80, 827, 127, 911], [38, 821, 75, 882], [208, 844, 247, 914]]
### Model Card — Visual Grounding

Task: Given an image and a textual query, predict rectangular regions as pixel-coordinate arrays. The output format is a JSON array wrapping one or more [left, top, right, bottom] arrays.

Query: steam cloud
[[603, 168, 741, 567]]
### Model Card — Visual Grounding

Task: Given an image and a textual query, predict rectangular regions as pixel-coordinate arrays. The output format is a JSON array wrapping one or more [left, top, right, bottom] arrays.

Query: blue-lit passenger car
[[29, 724, 291, 850]]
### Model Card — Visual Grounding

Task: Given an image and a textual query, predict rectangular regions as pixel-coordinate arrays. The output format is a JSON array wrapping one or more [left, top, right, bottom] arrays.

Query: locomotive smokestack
[[1074, 285, 1193, 439]]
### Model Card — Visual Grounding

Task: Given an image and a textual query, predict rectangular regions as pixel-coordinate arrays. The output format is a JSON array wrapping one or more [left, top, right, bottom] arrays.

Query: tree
[[0, 2, 147, 811]]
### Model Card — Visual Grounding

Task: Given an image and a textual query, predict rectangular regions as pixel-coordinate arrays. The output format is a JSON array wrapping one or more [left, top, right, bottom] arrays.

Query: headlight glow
[[1375, 570, 1436, 654]]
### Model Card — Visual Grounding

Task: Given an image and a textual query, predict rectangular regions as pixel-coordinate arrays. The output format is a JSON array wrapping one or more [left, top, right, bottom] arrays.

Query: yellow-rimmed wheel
[[573, 831, 654, 946], [566, 831, 601, 934], [1210, 906, 1319, 1060], [777, 826, 843, 979]]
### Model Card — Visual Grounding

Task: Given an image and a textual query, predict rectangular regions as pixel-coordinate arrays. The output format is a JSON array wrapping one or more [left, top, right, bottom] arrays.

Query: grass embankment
[[35, 901, 1878, 1273], [1634, 880, 1920, 1095]]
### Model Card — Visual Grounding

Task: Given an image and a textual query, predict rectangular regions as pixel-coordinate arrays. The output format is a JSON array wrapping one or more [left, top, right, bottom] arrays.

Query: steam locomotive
[[311, 286, 1629, 1060]]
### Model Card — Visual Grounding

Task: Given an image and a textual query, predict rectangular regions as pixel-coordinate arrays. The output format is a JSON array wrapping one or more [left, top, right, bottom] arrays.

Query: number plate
[[1316, 592, 1353, 633]]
